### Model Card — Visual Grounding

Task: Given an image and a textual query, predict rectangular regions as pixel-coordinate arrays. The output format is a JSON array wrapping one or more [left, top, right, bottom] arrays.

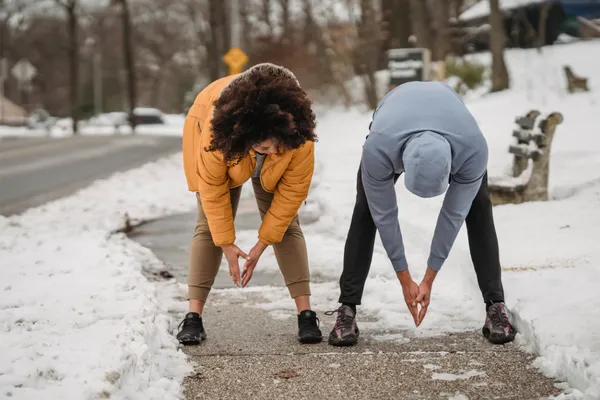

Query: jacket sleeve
[[258, 141, 314, 245], [196, 108, 236, 247]]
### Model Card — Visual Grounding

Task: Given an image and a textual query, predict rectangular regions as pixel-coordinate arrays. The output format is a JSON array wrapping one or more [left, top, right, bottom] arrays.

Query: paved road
[[0, 135, 182, 216]]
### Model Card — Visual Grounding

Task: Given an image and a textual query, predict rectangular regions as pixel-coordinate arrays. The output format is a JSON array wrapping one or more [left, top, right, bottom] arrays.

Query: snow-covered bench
[[488, 110, 564, 206]]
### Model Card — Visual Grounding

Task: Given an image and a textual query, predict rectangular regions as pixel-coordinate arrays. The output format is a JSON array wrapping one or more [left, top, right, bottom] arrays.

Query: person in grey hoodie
[[327, 81, 516, 346]]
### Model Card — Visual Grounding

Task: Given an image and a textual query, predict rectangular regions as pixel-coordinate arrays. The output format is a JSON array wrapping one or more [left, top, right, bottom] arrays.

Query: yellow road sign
[[223, 47, 249, 75]]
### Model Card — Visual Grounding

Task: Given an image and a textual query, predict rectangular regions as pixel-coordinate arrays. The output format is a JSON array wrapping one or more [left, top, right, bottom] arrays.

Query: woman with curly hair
[[177, 63, 321, 345]]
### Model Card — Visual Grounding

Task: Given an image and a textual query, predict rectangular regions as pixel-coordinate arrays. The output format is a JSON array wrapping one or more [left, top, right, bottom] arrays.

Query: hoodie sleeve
[[427, 143, 488, 271], [426, 177, 481, 270], [361, 144, 408, 272]]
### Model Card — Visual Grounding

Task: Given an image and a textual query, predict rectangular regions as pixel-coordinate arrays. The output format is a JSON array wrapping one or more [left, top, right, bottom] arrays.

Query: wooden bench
[[563, 65, 589, 93], [488, 110, 564, 206]]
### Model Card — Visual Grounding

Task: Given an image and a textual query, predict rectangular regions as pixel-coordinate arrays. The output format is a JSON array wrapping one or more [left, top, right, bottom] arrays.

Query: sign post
[[0, 58, 7, 124], [11, 58, 37, 111], [386, 48, 431, 92], [223, 0, 248, 76]]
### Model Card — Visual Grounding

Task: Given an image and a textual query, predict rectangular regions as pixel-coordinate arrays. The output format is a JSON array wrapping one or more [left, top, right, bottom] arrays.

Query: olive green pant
[[188, 178, 311, 302]]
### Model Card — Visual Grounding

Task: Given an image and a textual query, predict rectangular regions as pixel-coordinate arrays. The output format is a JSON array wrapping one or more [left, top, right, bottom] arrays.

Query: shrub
[[445, 57, 487, 90]]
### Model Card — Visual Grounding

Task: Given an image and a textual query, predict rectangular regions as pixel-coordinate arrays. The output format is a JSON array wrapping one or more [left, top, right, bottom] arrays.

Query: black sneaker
[[482, 303, 517, 344], [297, 310, 323, 344], [326, 305, 359, 346], [176, 312, 207, 345]]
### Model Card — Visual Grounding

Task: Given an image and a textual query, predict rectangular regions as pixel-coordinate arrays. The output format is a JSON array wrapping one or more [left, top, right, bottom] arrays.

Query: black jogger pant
[[338, 165, 505, 305]]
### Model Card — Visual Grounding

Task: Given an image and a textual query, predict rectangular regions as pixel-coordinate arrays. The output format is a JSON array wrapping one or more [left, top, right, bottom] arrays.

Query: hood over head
[[402, 131, 452, 198]]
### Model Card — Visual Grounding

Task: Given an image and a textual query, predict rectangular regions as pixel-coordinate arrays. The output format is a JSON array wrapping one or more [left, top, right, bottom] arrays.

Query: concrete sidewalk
[[129, 197, 564, 400], [181, 290, 560, 400]]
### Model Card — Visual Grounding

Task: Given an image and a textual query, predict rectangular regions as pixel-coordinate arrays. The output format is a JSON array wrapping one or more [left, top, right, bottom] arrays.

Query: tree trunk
[[239, 0, 252, 52], [381, 0, 411, 48], [537, 3, 551, 50], [67, 1, 79, 135], [207, 0, 221, 81], [380, 0, 411, 68], [120, 0, 137, 130], [432, 0, 452, 61], [208, 0, 229, 78], [219, 0, 230, 57], [279, 0, 291, 44], [261, 0, 273, 33], [0, 1, 8, 124], [409, 0, 433, 51], [357, 0, 380, 109], [489, 0, 510, 92]]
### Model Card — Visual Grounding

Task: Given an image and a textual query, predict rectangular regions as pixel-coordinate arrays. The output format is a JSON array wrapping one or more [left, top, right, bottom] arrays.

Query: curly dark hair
[[206, 63, 318, 165]]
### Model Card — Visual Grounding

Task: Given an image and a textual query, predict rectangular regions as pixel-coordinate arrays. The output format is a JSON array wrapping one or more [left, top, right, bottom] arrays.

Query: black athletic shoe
[[326, 305, 359, 346], [297, 310, 323, 344], [482, 303, 517, 344], [176, 312, 207, 345]]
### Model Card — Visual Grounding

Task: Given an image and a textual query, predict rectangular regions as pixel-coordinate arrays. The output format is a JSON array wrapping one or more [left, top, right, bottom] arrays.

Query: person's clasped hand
[[221, 244, 250, 287], [241, 241, 268, 288], [397, 268, 436, 327], [397, 270, 421, 326]]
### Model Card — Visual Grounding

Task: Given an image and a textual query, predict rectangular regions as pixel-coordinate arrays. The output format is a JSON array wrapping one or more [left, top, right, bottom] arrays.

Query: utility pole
[[85, 37, 103, 116], [230, 0, 240, 48]]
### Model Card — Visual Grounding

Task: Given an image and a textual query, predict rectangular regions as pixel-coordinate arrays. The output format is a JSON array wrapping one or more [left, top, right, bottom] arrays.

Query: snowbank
[[0, 154, 193, 399], [0, 113, 185, 139]]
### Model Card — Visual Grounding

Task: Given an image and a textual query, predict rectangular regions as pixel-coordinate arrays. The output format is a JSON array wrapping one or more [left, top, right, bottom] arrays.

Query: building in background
[[458, 0, 600, 50], [0, 94, 27, 126]]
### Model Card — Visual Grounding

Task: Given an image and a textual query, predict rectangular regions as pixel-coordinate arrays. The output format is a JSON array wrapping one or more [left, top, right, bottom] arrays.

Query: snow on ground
[[0, 154, 193, 400], [460, 0, 546, 22], [230, 40, 600, 399], [0, 113, 185, 139]]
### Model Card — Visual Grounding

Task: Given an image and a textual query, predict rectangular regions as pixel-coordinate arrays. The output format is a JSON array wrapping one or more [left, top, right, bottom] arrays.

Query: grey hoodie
[[361, 81, 488, 272]]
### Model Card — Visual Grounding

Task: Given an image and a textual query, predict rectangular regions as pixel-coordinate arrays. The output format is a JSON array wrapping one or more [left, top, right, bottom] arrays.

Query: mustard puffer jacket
[[182, 73, 314, 247]]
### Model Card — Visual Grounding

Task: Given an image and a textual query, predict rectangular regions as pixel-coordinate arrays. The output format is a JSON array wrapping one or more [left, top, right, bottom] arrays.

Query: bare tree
[[278, 0, 292, 44], [489, 0, 510, 91], [239, 0, 252, 52], [184, 0, 211, 78], [536, 3, 551, 50], [409, 0, 433, 52], [356, 0, 380, 109], [1, 0, 12, 122], [260, 0, 273, 33], [56, 0, 79, 134], [134, 1, 192, 108], [431, 0, 452, 60], [112, 0, 137, 130], [186, 0, 231, 80], [380, 0, 411, 68], [300, 0, 338, 88], [208, 0, 228, 80]]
